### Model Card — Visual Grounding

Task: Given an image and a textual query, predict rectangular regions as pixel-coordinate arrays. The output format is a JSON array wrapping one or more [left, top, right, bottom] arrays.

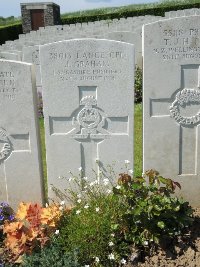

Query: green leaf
[[111, 224, 119, 230], [158, 176, 168, 185], [174, 205, 180, 211], [157, 221, 165, 229], [154, 205, 162, 211]]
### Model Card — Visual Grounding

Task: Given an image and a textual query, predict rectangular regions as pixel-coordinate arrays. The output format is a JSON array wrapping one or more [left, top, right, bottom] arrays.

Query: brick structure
[[21, 2, 61, 33]]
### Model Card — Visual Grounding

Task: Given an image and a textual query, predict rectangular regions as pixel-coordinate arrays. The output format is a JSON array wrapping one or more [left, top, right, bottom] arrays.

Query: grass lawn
[[134, 103, 142, 177], [39, 103, 143, 188]]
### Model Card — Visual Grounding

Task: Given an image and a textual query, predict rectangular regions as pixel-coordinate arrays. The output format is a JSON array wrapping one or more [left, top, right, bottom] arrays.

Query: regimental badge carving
[[0, 128, 12, 163], [71, 96, 109, 139], [170, 88, 200, 126]]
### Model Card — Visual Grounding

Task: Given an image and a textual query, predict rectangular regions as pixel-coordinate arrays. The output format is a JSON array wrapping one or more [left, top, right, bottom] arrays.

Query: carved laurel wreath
[[169, 88, 200, 126], [0, 128, 12, 162]]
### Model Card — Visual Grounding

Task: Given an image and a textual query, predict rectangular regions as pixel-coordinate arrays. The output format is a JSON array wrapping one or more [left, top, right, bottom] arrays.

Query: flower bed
[[0, 167, 194, 266]]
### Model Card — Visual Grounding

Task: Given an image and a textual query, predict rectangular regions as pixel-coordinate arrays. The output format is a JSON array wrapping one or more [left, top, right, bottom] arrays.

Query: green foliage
[[22, 240, 81, 267], [51, 167, 193, 266], [134, 104, 142, 177], [57, 191, 124, 266], [0, 16, 21, 27], [61, 2, 200, 25], [115, 170, 193, 247], [134, 67, 142, 103], [39, 118, 47, 199]]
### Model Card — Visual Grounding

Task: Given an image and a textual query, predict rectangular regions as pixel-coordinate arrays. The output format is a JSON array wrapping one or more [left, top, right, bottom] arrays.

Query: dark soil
[[128, 208, 200, 267]]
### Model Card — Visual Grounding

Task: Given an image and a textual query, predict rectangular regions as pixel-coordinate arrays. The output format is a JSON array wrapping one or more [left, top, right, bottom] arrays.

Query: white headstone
[[0, 51, 21, 61], [143, 16, 200, 206], [22, 45, 42, 90], [0, 60, 44, 209], [104, 31, 142, 67], [40, 39, 134, 197]]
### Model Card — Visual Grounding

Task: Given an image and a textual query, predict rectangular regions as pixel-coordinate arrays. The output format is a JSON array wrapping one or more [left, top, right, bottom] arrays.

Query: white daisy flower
[[95, 207, 100, 212], [121, 258, 126, 264], [77, 199, 82, 203], [76, 210, 81, 215], [108, 241, 114, 246], [128, 169, 134, 174], [84, 204, 89, 209], [125, 160, 130, 164], [95, 257, 99, 263], [108, 253, 115, 260], [55, 229, 59, 235], [78, 167, 82, 171]]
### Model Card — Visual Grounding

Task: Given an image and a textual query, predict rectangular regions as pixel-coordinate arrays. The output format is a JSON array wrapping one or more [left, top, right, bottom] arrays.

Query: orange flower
[[3, 221, 24, 234], [26, 203, 42, 229], [15, 202, 30, 220], [41, 204, 61, 227]]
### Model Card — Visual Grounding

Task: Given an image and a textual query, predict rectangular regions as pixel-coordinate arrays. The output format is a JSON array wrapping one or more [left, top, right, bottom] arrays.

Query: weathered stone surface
[[0, 51, 21, 61], [104, 31, 142, 67], [40, 39, 134, 198], [143, 16, 200, 206], [0, 60, 44, 209], [22, 45, 41, 88]]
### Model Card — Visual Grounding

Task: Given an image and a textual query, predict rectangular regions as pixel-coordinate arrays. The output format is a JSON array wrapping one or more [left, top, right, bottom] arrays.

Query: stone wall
[[21, 2, 61, 33], [21, 5, 32, 34]]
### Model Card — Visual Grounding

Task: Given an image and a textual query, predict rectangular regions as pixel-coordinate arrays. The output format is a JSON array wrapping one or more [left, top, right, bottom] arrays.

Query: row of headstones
[[1, 8, 199, 79], [1, 14, 200, 210], [1, 7, 200, 53], [0, 14, 164, 94], [0, 14, 163, 70], [0, 8, 198, 66]]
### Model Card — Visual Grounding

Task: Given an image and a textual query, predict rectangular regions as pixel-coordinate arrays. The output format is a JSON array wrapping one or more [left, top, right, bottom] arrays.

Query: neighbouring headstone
[[104, 31, 142, 67], [40, 39, 134, 197], [0, 51, 21, 61], [22, 45, 42, 91], [143, 16, 200, 206], [0, 60, 44, 209]]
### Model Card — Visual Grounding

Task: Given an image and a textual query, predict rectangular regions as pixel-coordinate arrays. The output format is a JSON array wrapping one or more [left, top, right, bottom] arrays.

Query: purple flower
[[8, 214, 15, 221], [0, 215, 4, 221], [0, 202, 9, 207]]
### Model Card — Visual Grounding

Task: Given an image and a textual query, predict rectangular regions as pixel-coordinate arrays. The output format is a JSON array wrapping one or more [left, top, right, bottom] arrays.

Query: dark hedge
[[0, 23, 22, 45]]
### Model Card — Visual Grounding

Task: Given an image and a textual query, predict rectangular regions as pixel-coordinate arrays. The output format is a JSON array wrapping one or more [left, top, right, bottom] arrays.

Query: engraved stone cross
[[49, 86, 129, 178], [0, 128, 30, 201], [150, 65, 200, 176]]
